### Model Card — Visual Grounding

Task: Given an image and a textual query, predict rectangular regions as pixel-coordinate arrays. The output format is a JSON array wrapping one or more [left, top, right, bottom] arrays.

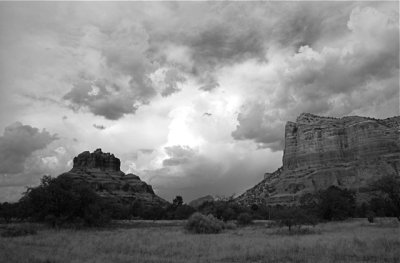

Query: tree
[[275, 207, 317, 231], [21, 175, 110, 227], [316, 186, 356, 221], [0, 202, 15, 223], [369, 175, 400, 221], [165, 196, 195, 219], [173, 205, 196, 219], [172, 196, 183, 208], [198, 199, 249, 221], [237, 213, 253, 226]]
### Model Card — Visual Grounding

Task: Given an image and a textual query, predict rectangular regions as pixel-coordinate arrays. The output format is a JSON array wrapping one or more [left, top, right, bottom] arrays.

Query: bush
[[275, 207, 317, 231], [1, 225, 37, 237], [185, 212, 224, 234], [366, 210, 375, 223], [224, 221, 237, 230], [198, 200, 249, 221], [237, 212, 253, 226]]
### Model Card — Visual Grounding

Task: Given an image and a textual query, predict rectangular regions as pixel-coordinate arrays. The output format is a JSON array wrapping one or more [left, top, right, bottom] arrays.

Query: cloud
[[60, 19, 159, 120], [232, 104, 285, 151], [63, 77, 140, 121], [231, 6, 399, 150], [0, 122, 58, 174], [0, 141, 78, 201], [139, 149, 154, 154], [93, 124, 106, 130], [142, 143, 282, 202], [150, 68, 185, 97], [162, 145, 196, 166], [2, 2, 387, 123], [0, 2, 398, 203]]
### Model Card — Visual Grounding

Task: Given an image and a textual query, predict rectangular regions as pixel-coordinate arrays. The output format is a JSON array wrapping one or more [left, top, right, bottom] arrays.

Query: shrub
[[224, 221, 237, 230], [366, 210, 375, 223], [237, 212, 253, 226], [198, 200, 249, 221], [185, 212, 224, 234], [1, 225, 37, 237]]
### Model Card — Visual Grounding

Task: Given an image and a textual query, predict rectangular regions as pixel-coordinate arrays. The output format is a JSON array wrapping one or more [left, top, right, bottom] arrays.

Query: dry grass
[[0, 218, 399, 263]]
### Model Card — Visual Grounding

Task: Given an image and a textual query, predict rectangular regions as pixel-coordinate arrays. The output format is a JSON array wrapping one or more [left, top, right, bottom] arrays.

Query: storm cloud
[[0, 122, 58, 174]]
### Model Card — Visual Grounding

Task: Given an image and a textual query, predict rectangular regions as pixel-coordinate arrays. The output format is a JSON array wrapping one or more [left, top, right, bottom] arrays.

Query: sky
[[0, 1, 398, 203]]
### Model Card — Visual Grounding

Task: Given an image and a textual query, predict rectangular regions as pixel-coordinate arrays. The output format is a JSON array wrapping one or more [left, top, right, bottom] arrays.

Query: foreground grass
[[0, 218, 399, 263]]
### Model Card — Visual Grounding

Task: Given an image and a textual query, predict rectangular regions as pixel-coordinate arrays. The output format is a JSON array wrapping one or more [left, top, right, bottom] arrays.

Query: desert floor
[[1, 218, 399, 263]]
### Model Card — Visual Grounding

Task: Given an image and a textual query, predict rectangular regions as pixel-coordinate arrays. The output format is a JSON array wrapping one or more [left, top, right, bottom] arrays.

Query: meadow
[[0, 218, 399, 263]]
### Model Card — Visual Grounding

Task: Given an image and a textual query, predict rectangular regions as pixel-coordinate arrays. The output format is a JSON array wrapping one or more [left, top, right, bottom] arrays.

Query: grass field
[[0, 218, 399, 263]]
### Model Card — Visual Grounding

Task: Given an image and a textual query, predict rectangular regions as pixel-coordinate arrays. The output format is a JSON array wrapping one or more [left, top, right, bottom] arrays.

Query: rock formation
[[236, 113, 400, 206], [60, 149, 168, 207], [188, 195, 214, 208]]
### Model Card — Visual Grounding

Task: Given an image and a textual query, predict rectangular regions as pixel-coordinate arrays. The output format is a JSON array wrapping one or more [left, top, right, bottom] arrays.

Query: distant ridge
[[188, 195, 214, 208], [236, 113, 400, 206]]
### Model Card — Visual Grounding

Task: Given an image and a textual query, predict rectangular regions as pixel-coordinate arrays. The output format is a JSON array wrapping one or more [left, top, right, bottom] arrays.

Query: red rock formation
[[60, 149, 168, 207], [72, 149, 120, 172], [236, 113, 400, 206]]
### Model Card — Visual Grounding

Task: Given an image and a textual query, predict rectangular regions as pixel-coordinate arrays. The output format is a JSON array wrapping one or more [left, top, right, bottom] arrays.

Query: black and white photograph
[[0, 1, 399, 262]]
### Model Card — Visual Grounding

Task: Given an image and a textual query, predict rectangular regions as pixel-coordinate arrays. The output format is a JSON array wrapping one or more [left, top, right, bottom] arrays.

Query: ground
[[0, 218, 399, 263]]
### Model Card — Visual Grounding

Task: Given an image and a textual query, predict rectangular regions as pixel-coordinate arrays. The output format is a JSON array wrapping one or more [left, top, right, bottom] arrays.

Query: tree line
[[0, 174, 399, 228]]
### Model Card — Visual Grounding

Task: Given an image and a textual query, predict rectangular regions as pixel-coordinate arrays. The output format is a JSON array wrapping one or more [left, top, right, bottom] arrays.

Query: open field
[[0, 218, 399, 263]]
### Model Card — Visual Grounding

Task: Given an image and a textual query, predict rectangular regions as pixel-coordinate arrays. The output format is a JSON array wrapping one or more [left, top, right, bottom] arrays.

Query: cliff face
[[60, 149, 168, 207], [236, 113, 400, 206]]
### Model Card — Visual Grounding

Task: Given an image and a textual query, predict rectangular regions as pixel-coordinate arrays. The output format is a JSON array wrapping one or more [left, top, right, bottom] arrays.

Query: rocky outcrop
[[72, 149, 120, 172], [60, 149, 168, 207], [236, 113, 400, 206]]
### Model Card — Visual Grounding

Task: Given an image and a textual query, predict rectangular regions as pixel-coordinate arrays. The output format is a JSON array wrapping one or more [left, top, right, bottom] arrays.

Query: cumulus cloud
[[232, 104, 285, 151], [0, 122, 58, 174], [62, 2, 342, 118], [64, 79, 139, 120]]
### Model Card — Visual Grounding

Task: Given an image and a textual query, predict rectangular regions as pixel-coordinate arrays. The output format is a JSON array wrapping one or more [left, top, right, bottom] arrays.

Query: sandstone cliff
[[60, 149, 168, 207], [236, 113, 400, 206]]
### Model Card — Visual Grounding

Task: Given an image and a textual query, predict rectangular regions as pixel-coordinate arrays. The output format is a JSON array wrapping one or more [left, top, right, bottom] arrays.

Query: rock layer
[[60, 149, 168, 207], [236, 113, 400, 206]]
